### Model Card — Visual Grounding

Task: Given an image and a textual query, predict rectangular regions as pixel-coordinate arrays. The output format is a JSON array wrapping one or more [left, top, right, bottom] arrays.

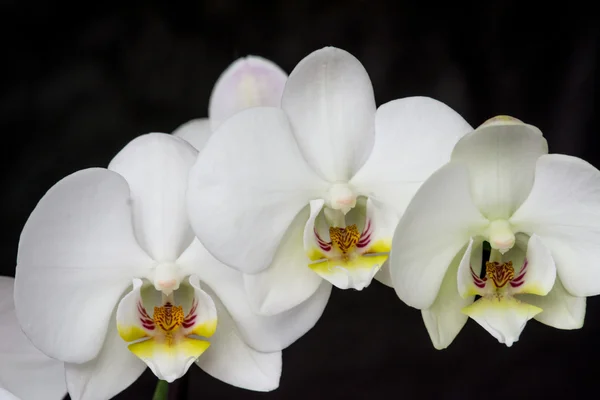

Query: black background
[[2, 1, 598, 399]]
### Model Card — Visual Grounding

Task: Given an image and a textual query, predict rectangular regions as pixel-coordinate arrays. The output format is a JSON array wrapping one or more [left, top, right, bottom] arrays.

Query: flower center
[[327, 183, 356, 214], [329, 225, 360, 260], [485, 261, 515, 289], [153, 303, 184, 334]]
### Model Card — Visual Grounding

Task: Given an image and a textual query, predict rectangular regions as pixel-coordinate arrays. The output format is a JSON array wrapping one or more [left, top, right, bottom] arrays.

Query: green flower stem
[[152, 380, 169, 400]]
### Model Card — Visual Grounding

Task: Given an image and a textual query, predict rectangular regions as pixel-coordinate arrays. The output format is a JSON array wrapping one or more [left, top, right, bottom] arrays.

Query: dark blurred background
[[1, 1, 598, 399]]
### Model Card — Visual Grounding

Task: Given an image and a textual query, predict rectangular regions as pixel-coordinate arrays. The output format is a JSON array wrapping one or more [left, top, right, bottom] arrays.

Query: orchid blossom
[[186, 46, 473, 316], [390, 116, 599, 349], [173, 56, 287, 150], [0, 277, 66, 400], [14, 133, 331, 400]]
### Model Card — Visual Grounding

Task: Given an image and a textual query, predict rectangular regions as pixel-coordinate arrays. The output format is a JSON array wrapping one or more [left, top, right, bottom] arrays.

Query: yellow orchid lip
[[309, 218, 390, 290], [116, 277, 217, 382]]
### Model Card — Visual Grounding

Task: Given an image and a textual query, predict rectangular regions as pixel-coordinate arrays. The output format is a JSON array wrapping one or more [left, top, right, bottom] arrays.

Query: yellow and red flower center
[[471, 259, 529, 292], [485, 261, 515, 288], [138, 299, 199, 345]]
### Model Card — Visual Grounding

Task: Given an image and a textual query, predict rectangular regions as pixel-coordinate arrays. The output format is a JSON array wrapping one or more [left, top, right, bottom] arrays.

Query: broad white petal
[[281, 47, 376, 182], [187, 107, 327, 273], [243, 206, 322, 316], [0, 278, 66, 400], [462, 296, 541, 347], [423, 240, 481, 350], [508, 235, 555, 295], [519, 277, 586, 330], [209, 56, 287, 130], [451, 118, 547, 220], [510, 154, 600, 297], [389, 163, 489, 309], [108, 133, 198, 262], [15, 169, 153, 363], [196, 291, 281, 392], [0, 388, 19, 400], [177, 239, 332, 352], [65, 317, 146, 400], [351, 97, 472, 213], [172, 118, 213, 151]]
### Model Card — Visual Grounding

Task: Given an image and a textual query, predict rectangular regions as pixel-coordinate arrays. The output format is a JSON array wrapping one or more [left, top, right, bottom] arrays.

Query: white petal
[[423, 240, 481, 349], [108, 133, 198, 262], [172, 118, 213, 151], [65, 317, 146, 400], [519, 277, 585, 330], [187, 107, 328, 273], [0, 277, 66, 400], [243, 206, 322, 316], [0, 388, 19, 400], [389, 163, 489, 309], [508, 235, 555, 295], [462, 296, 541, 347], [209, 56, 287, 130], [177, 239, 332, 352], [457, 238, 486, 298], [374, 262, 393, 287], [510, 154, 600, 296], [281, 47, 376, 182], [196, 292, 281, 392], [351, 97, 472, 213], [15, 169, 153, 363], [451, 118, 547, 220]]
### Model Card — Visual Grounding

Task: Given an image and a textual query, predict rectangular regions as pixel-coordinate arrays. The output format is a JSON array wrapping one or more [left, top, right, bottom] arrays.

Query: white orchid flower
[[390, 115, 598, 349], [0, 277, 66, 400], [186, 46, 472, 316], [173, 56, 287, 150], [14, 133, 331, 400]]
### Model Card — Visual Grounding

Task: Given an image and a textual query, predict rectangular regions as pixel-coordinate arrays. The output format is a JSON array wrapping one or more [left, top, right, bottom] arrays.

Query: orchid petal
[[462, 296, 541, 347], [108, 133, 197, 262], [15, 169, 153, 363], [65, 317, 146, 400], [172, 118, 213, 151], [187, 107, 328, 273], [457, 238, 486, 298], [507, 235, 555, 296], [451, 118, 547, 220], [243, 206, 322, 316], [374, 263, 393, 287], [351, 97, 472, 213], [209, 56, 287, 130], [510, 154, 600, 297], [197, 291, 281, 392], [177, 239, 332, 352], [423, 239, 482, 349], [0, 388, 19, 400], [282, 47, 376, 182], [390, 163, 489, 309], [519, 278, 585, 330], [0, 277, 66, 400]]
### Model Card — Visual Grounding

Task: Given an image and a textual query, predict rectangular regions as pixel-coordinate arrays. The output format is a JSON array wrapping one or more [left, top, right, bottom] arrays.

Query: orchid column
[[390, 116, 600, 349], [187, 46, 474, 316]]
